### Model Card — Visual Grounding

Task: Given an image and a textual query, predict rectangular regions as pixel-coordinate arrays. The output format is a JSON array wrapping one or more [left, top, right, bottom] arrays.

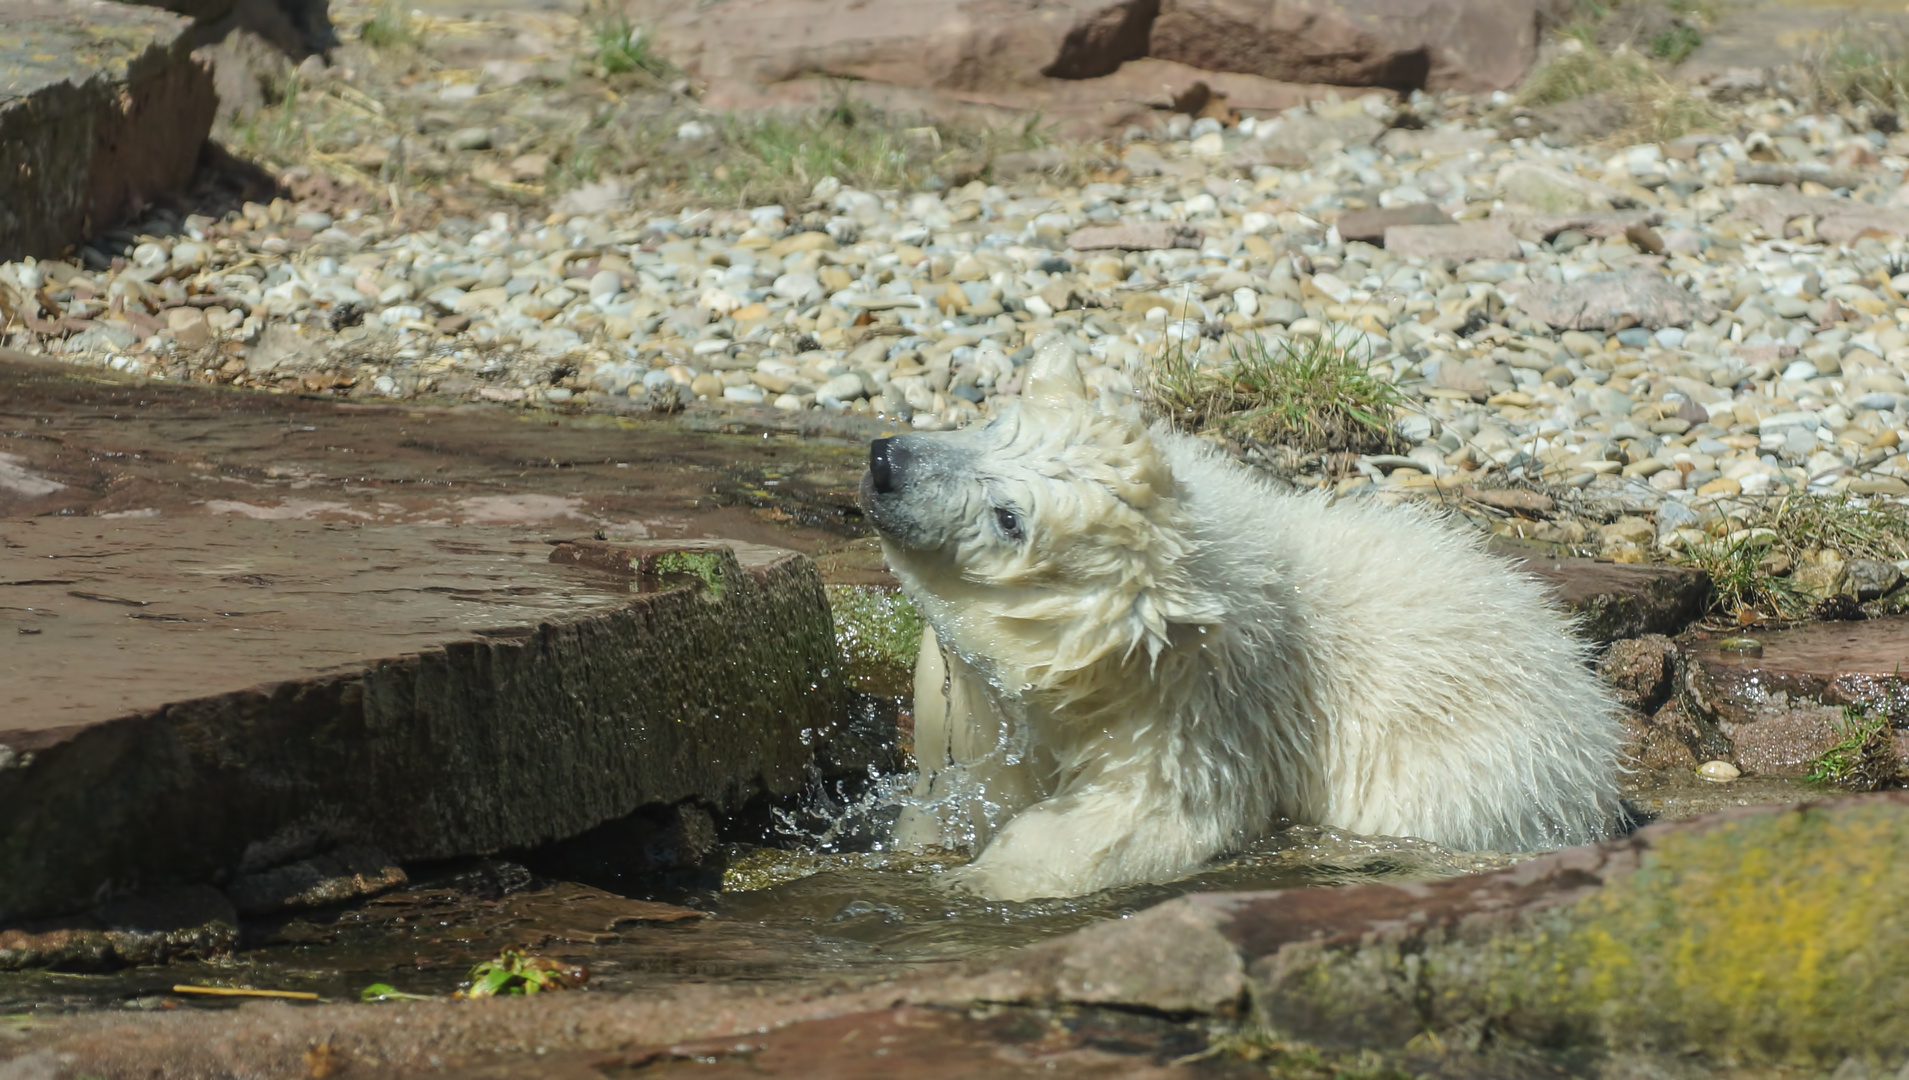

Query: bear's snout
[[869, 437, 910, 494]]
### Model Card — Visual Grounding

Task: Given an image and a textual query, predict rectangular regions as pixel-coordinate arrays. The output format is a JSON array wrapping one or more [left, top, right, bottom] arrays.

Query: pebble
[[1698, 760, 1742, 783], [0, 80, 1904, 545]]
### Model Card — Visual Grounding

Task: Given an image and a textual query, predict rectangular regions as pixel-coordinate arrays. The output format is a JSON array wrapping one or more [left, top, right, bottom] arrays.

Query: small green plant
[[1806, 708, 1900, 791], [1149, 332, 1404, 455], [359, 1, 418, 50], [462, 948, 585, 997], [590, 13, 675, 81], [1649, 23, 1703, 63]]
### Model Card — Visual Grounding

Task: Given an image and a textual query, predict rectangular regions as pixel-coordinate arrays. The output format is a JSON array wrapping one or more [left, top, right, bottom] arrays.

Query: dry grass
[[1805, 23, 1909, 111], [1678, 493, 1909, 621], [1149, 333, 1404, 455], [1681, 533, 1807, 620], [1756, 492, 1909, 563], [1513, 40, 1723, 141]]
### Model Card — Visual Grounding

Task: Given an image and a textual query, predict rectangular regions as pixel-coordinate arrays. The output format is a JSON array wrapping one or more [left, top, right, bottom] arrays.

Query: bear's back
[[1157, 427, 1623, 853]]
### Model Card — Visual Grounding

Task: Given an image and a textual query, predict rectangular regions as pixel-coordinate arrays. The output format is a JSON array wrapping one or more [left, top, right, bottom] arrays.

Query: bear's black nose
[[869, 437, 907, 494]]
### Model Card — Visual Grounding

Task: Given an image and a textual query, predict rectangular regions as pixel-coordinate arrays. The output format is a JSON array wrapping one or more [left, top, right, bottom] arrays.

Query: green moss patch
[[825, 585, 922, 698]]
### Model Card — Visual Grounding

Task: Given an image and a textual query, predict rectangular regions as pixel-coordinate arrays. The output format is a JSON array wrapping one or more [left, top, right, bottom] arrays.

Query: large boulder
[[1147, 0, 1549, 93], [0, 0, 216, 261], [630, 0, 1542, 126], [636, 0, 1160, 95]]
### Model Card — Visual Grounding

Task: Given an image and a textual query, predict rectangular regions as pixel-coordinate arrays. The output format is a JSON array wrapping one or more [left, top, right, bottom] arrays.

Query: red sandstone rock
[[1335, 204, 1450, 245], [1147, 0, 1550, 92]]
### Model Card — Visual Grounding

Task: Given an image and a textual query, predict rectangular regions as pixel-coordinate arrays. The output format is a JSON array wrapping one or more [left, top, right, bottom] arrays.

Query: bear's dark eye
[[994, 506, 1024, 540]]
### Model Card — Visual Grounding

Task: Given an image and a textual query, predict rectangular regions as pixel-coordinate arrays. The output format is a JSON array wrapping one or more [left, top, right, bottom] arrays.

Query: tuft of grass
[[1513, 40, 1721, 141], [588, 12, 676, 82], [1515, 43, 1659, 107], [1148, 332, 1404, 455], [617, 103, 1061, 208], [1682, 533, 1806, 621], [358, 1, 418, 50], [1806, 709, 1900, 791], [1806, 24, 1909, 110], [1676, 495, 1909, 622]]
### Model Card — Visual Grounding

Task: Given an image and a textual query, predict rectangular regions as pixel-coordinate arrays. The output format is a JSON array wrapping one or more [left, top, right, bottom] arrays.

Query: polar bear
[[857, 345, 1623, 902]]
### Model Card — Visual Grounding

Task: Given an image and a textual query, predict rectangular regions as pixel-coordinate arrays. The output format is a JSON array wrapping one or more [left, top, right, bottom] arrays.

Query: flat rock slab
[[0, 0, 214, 261], [0, 519, 842, 921], [0, 353, 871, 560], [1684, 617, 1909, 776], [1508, 551, 1709, 642]]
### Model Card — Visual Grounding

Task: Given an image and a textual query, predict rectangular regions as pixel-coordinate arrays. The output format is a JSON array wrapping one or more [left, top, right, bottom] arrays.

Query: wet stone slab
[[1684, 616, 1909, 777], [0, 0, 214, 261], [0, 519, 844, 922], [1508, 551, 1710, 643]]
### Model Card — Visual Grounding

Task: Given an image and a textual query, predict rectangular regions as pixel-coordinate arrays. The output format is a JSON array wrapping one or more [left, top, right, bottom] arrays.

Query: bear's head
[[859, 343, 1222, 697]]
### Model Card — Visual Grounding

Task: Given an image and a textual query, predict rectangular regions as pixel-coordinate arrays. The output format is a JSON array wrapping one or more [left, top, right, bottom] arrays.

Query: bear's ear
[[1023, 339, 1086, 403]]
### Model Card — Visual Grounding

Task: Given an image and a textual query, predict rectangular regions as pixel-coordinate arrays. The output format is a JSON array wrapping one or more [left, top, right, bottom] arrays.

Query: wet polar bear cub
[[858, 348, 1623, 902]]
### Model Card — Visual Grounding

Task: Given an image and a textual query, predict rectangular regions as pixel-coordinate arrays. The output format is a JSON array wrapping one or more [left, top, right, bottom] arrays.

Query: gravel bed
[[6, 77, 1909, 563]]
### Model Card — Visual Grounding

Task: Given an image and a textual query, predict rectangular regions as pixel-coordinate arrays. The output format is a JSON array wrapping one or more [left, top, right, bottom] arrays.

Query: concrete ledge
[[0, 0, 215, 260], [0, 521, 844, 921]]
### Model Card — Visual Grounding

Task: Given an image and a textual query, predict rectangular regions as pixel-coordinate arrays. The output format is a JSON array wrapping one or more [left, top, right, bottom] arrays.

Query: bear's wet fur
[[859, 343, 1623, 902]]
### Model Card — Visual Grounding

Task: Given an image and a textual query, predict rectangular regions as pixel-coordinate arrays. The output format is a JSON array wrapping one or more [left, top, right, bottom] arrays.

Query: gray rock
[[1515, 271, 1715, 331], [1849, 559, 1904, 601], [1066, 223, 1202, 251], [1383, 221, 1522, 261]]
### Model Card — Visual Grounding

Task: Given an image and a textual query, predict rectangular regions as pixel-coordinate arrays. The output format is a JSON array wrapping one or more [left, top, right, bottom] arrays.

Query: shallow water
[[0, 768, 1814, 1016], [0, 825, 1520, 1015]]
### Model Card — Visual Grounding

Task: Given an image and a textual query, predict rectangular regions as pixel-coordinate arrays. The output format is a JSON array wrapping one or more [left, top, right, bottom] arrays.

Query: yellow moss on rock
[[1541, 802, 1909, 1061]]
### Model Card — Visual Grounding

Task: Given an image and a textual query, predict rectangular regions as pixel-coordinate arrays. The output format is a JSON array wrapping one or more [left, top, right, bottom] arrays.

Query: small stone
[[448, 127, 493, 151], [589, 270, 622, 300], [1698, 759, 1741, 782], [816, 373, 866, 404], [690, 373, 723, 399], [1793, 549, 1850, 601], [1066, 223, 1202, 251], [1382, 221, 1522, 261], [1498, 162, 1623, 213], [165, 306, 210, 348]]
